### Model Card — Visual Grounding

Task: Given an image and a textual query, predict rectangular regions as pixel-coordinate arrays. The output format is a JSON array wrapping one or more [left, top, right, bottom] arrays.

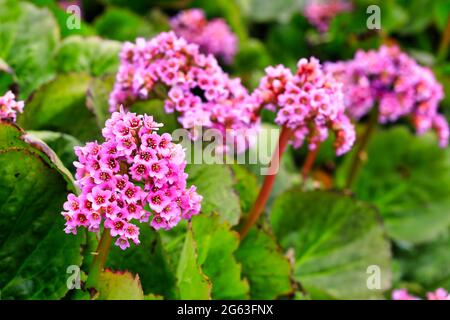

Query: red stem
[[301, 145, 320, 181], [239, 127, 293, 239], [438, 14, 450, 62]]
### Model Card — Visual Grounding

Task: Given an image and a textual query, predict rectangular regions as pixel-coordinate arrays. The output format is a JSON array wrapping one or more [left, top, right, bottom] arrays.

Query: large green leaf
[[235, 226, 294, 299], [106, 226, 178, 299], [336, 127, 450, 245], [176, 225, 212, 299], [270, 190, 392, 299], [96, 270, 144, 300], [0, 1, 59, 98], [0, 121, 84, 299], [26, 130, 81, 174], [56, 36, 121, 77], [17, 73, 101, 142], [191, 214, 249, 299], [187, 164, 242, 226]]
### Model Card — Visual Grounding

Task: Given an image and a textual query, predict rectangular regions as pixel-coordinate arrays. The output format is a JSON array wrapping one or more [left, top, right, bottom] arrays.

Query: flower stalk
[[86, 229, 113, 288], [301, 145, 320, 182], [345, 107, 379, 189], [438, 14, 450, 62], [239, 127, 292, 239]]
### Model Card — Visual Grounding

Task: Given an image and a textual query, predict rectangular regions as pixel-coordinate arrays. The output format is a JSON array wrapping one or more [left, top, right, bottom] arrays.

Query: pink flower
[[61, 109, 202, 249], [326, 45, 449, 147], [0, 91, 24, 122], [170, 9, 237, 64], [87, 186, 111, 211], [109, 32, 259, 153], [303, 0, 352, 32], [392, 289, 419, 300], [115, 237, 130, 250], [252, 57, 355, 155], [427, 288, 450, 300], [63, 193, 80, 213], [393, 288, 450, 300]]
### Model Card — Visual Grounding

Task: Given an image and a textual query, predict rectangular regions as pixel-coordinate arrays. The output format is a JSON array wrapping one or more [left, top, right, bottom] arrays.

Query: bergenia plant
[[0, 91, 24, 122], [240, 57, 355, 237], [62, 107, 202, 250], [110, 31, 259, 153], [170, 8, 238, 64], [326, 45, 449, 187]]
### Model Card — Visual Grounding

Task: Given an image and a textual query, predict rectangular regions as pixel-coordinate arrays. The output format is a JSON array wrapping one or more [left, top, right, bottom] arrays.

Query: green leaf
[[56, 36, 121, 77], [176, 225, 212, 299], [0, 1, 59, 98], [187, 164, 242, 226], [235, 226, 294, 299], [191, 214, 249, 299], [337, 126, 450, 245], [236, 0, 303, 23], [397, 233, 450, 292], [144, 293, 164, 300], [270, 190, 392, 299], [230, 164, 258, 215], [17, 73, 101, 142], [93, 7, 163, 42], [86, 74, 115, 128], [106, 226, 178, 299], [96, 270, 144, 300], [0, 120, 84, 299], [26, 130, 81, 174], [396, 0, 434, 35]]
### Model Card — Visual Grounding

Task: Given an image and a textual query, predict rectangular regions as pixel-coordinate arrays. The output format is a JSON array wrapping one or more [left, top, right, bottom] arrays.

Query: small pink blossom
[[0, 91, 24, 122]]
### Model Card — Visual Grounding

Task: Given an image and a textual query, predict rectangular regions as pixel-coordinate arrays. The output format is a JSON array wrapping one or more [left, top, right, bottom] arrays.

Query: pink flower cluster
[[0, 91, 24, 122], [109, 32, 259, 153], [326, 45, 449, 147], [303, 0, 352, 32], [393, 288, 450, 300], [170, 9, 237, 64], [61, 108, 202, 250], [252, 57, 355, 156]]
